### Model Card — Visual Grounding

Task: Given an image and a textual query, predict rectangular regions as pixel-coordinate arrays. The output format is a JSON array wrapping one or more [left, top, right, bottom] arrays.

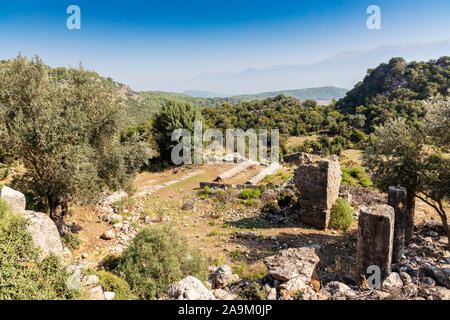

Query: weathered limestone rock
[[264, 247, 320, 292], [1, 187, 64, 261], [381, 272, 403, 293], [284, 152, 313, 165], [388, 186, 407, 263], [357, 205, 395, 283], [421, 265, 450, 289], [22, 211, 64, 261], [0, 186, 26, 213], [89, 286, 106, 300], [213, 265, 234, 288], [104, 292, 116, 300], [101, 230, 115, 240], [167, 276, 216, 300], [294, 156, 341, 229]]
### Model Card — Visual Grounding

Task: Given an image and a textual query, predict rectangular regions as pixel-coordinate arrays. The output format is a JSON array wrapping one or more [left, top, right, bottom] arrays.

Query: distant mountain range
[[161, 40, 450, 94], [183, 86, 348, 101]]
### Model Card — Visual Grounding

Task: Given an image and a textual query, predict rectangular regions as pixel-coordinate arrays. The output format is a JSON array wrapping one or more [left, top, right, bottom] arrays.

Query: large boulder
[[1, 186, 63, 261], [167, 276, 216, 300], [0, 186, 26, 213], [284, 152, 313, 165], [264, 247, 320, 292], [381, 272, 403, 293], [213, 265, 234, 288], [22, 211, 64, 261]]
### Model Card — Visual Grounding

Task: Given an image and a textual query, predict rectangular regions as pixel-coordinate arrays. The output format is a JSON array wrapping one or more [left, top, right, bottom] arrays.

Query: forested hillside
[[337, 57, 449, 129], [230, 86, 348, 102]]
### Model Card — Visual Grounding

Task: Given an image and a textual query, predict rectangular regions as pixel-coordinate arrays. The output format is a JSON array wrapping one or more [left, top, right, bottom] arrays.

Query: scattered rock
[[214, 265, 234, 289], [89, 286, 106, 300], [324, 281, 352, 296], [0, 186, 26, 213], [264, 247, 320, 282], [181, 201, 195, 211], [0, 187, 63, 261], [284, 152, 312, 165], [101, 230, 115, 240], [83, 275, 100, 287], [213, 288, 237, 300], [22, 211, 64, 261], [167, 276, 216, 300], [421, 265, 450, 289], [420, 276, 436, 288], [104, 292, 116, 300], [381, 272, 403, 293]]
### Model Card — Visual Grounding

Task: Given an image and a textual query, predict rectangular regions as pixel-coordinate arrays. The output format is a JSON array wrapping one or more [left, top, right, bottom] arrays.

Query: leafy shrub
[[238, 188, 261, 200], [95, 271, 136, 300], [341, 167, 358, 186], [239, 282, 266, 300], [350, 166, 365, 179], [341, 166, 372, 187], [115, 225, 209, 299], [102, 254, 121, 271], [329, 198, 353, 231], [199, 186, 212, 199], [61, 232, 82, 251], [359, 177, 372, 187], [0, 199, 81, 300]]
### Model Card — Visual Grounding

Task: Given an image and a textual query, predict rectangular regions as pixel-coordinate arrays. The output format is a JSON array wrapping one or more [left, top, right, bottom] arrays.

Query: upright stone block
[[388, 186, 407, 263], [357, 205, 395, 283], [294, 156, 341, 229]]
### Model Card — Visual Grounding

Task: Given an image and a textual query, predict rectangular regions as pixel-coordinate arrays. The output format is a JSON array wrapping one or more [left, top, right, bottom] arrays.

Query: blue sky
[[0, 0, 449, 91]]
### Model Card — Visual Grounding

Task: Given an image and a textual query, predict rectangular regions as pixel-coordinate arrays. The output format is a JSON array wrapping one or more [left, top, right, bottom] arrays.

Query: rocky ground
[[59, 160, 449, 301]]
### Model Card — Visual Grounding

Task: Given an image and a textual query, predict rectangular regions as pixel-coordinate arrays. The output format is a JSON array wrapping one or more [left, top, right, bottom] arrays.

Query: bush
[[102, 254, 121, 271], [0, 199, 81, 300], [329, 198, 353, 231], [238, 188, 261, 200], [115, 225, 209, 299], [199, 185, 212, 199], [350, 166, 365, 179], [95, 271, 136, 300], [239, 282, 266, 300], [61, 232, 82, 251]]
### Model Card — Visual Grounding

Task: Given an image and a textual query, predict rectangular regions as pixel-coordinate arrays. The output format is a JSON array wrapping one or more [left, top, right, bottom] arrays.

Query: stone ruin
[[293, 155, 342, 229], [284, 152, 313, 166], [357, 205, 395, 282], [356, 187, 409, 284]]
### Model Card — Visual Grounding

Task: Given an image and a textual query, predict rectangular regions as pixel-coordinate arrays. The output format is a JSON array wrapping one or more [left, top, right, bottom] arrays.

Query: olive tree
[[0, 55, 151, 233], [363, 95, 449, 247], [363, 118, 423, 241], [151, 101, 204, 164]]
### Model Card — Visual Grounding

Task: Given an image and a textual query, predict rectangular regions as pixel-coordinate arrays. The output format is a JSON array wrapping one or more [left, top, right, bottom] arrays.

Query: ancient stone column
[[356, 205, 394, 283], [293, 156, 341, 229], [388, 186, 407, 263]]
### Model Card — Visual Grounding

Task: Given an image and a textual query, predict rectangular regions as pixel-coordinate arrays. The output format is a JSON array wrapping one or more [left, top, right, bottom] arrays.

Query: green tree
[[362, 118, 424, 241], [363, 112, 449, 247], [0, 55, 151, 233], [151, 101, 204, 164]]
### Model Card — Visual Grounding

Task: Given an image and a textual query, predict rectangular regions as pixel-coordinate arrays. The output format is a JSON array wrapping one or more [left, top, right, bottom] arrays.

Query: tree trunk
[[440, 213, 450, 251], [405, 188, 416, 242], [49, 198, 68, 236]]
